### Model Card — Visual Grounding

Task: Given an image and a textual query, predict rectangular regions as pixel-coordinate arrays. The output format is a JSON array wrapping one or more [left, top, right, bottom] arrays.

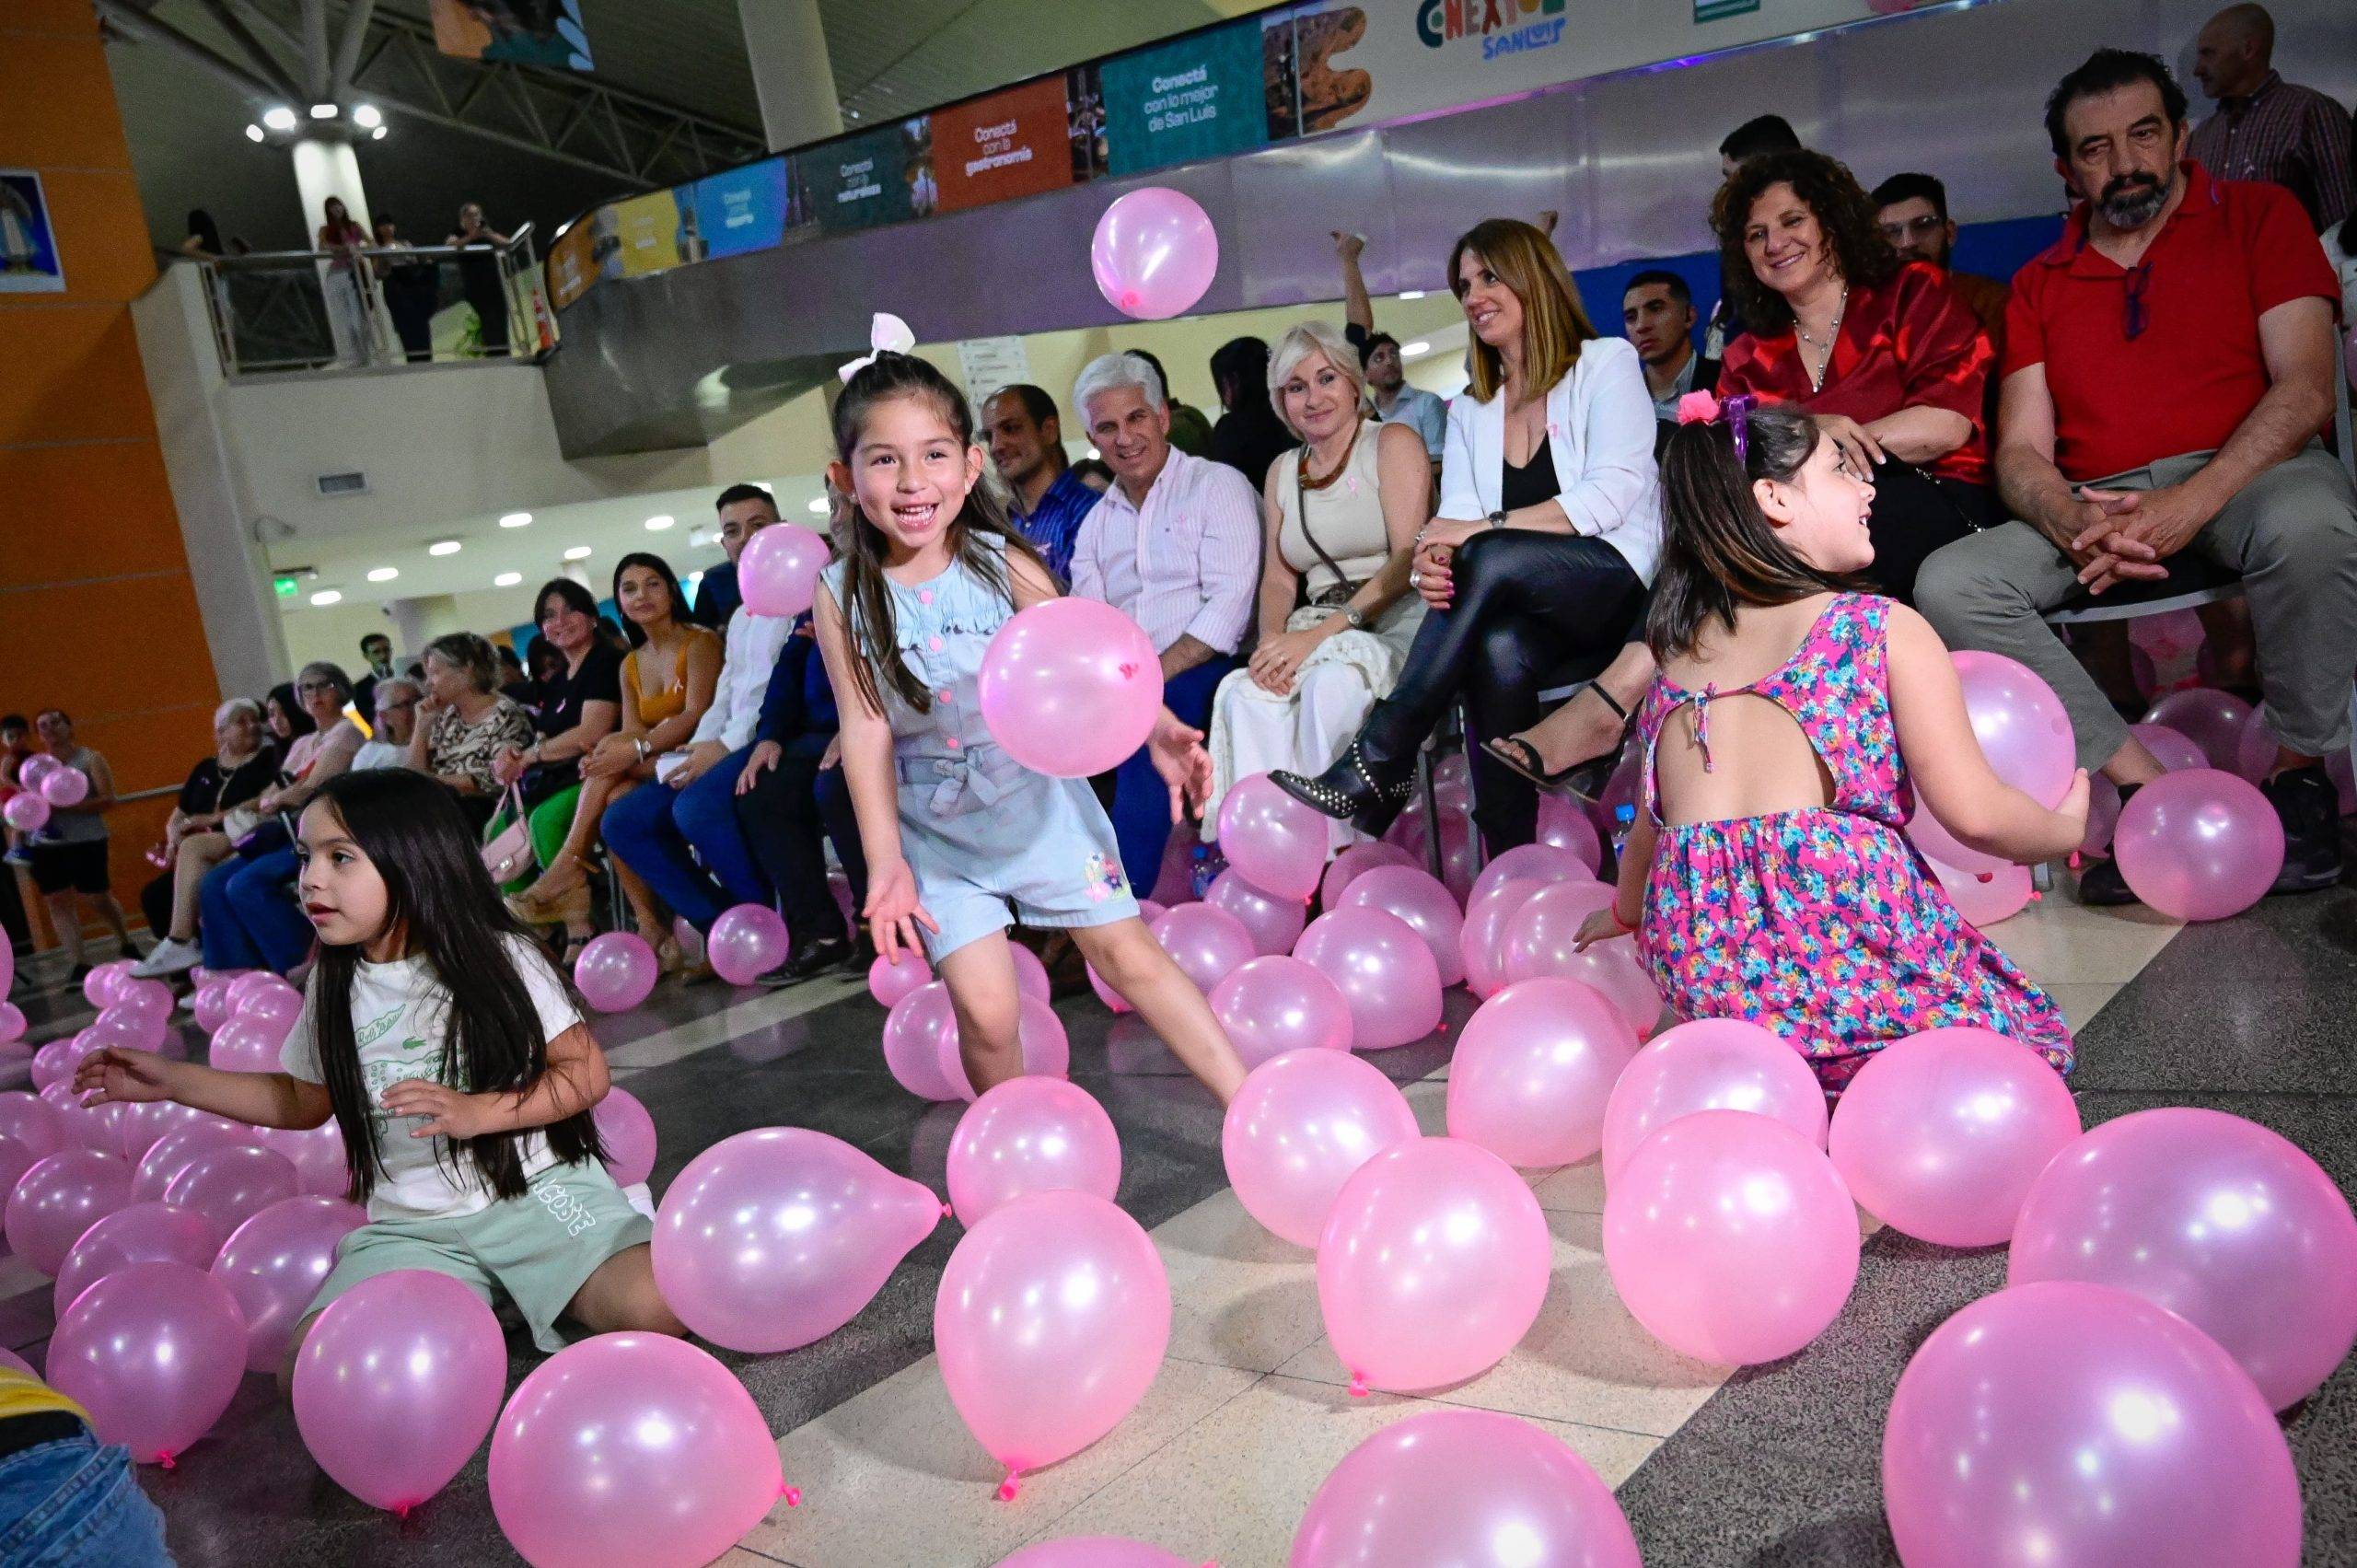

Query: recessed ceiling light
[[352, 103, 382, 129], [370, 126, 387, 140], [499, 512, 532, 528], [494, 572, 522, 587], [1401, 341, 1432, 357], [563, 546, 592, 561], [428, 540, 461, 556], [244, 124, 265, 143], [308, 102, 338, 120], [262, 106, 296, 131], [805, 497, 829, 515], [644, 515, 675, 530], [366, 566, 399, 582], [1399, 290, 1426, 301], [309, 589, 343, 606]]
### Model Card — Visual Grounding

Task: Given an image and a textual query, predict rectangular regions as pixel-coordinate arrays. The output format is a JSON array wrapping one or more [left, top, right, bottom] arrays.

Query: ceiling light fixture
[[309, 589, 343, 606], [370, 126, 387, 141], [498, 512, 532, 528], [308, 102, 338, 120], [352, 104, 382, 129], [494, 572, 523, 587], [366, 566, 399, 582], [244, 124, 265, 143], [262, 106, 297, 132], [805, 497, 829, 515], [563, 546, 592, 561], [644, 515, 675, 530], [428, 540, 461, 556], [1401, 341, 1433, 357]]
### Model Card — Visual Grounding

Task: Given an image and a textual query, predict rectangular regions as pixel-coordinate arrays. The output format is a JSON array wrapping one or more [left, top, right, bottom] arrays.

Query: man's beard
[[2096, 170, 2171, 228]]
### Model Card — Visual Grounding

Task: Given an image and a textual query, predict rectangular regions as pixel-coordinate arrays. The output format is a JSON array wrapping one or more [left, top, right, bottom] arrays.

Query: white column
[[289, 135, 369, 234], [737, 0, 842, 152]]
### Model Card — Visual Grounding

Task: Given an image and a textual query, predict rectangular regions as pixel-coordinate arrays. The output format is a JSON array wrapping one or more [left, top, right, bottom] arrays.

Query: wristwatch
[[1340, 605, 1367, 631], [1485, 509, 1509, 529]]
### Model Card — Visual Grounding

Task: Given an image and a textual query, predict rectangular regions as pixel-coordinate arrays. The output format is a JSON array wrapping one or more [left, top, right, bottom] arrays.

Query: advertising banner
[[545, 216, 596, 308], [809, 122, 919, 231], [1101, 18, 1271, 177], [611, 189, 680, 276], [690, 157, 789, 259], [933, 77, 1077, 213], [428, 0, 592, 70]]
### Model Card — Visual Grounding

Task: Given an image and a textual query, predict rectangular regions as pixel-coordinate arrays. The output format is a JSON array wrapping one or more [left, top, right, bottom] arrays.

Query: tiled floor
[[6, 869, 2353, 1566]]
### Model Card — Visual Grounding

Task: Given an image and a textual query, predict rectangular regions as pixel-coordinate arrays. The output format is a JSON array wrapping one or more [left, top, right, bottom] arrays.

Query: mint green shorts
[[307, 1159, 652, 1352]]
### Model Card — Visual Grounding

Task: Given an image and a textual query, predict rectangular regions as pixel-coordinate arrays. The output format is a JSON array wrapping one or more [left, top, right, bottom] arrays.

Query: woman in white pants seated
[[1204, 319, 1430, 852]]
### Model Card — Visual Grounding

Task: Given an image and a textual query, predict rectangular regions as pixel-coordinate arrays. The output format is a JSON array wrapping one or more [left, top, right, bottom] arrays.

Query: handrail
[[211, 222, 538, 268]]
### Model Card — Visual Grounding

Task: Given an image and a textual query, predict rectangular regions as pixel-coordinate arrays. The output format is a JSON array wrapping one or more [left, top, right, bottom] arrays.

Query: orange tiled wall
[[1, 0, 218, 934]]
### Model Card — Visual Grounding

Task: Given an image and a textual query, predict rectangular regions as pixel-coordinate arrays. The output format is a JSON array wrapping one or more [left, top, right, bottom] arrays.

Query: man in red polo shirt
[[1918, 48, 2354, 907]]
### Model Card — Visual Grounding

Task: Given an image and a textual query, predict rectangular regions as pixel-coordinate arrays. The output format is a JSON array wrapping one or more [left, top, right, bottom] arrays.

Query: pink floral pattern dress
[[1634, 594, 2072, 1096]]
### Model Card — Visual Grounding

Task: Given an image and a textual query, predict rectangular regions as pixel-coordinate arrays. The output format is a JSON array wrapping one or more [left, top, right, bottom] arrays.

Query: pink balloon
[[47, 1260, 246, 1465], [1906, 653, 2074, 875], [935, 1191, 1169, 1497], [2010, 1107, 2357, 1411], [593, 1086, 657, 1187], [575, 932, 658, 1012], [1318, 1138, 1550, 1392], [1448, 978, 1640, 1168], [132, 1121, 253, 1203], [1204, 868, 1307, 958], [0, 1088, 68, 1157], [1150, 902, 1255, 994], [296, 1269, 507, 1514], [226, 970, 287, 1011], [1495, 877, 1617, 988], [1010, 942, 1051, 1004], [1459, 876, 1542, 1001], [191, 981, 234, 1035], [251, 1120, 349, 1198], [4, 792, 50, 832], [0, 1347, 30, 1378], [997, 1539, 1195, 1568], [1540, 936, 1660, 1037], [946, 1078, 1120, 1226], [5, 1147, 134, 1275], [82, 958, 134, 1009], [39, 767, 88, 807], [2232, 703, 2279, 784], [1534, 795, 1606, 872], [2131, 721, 2207, 772], [111, 979, 172, 1022], [1338, 865, 1465, 987], [1601, 1021, 1821, 1192], [1926, 856, 2033, 926], [653, 1127, 942, 1353], [16, 754, 55, 789], [2079, 771, 2122, 856], [0, 1003, 21, 1046], [883, 981, 961, 1100], [53, 1201, 221, 1319], [38, 1080, 109, 1152], [162, 1143, 299, 1238], [868, 947, 934, 1008], [0, 1132, 40, 1209], [112, 1101, 178, 1166], [1883, 1281, 2301, 1568], [2143, 686, 2252, 771], [489, 1332, 786, 1568], [30, 1038, 79, 1094], [1318, 841, 1415, 911], [1210, 955, 1353, 1069], [1469, 841, 1591, 916], [1827, 1028, 2078, 1248], [736, 523, 829, 620], [1385, 800, 1476, 902], [213, 1193, 366, 1372], [1604, 1110, 1859, 1364], [1089, 185, 1218, 320], [706, 903, 789, 986], [937, 994, 1070, 1101], [1222, 1050, 1419, 1247], [1293, 907, 1441, 1051], [2112, 767, 2283, 920], [979, 598, 1164, 778], [1292, 1408, 1642, 1568], [1215, 775, 1328, 902], [208, 1014, 289, 1074], [77, 1099, 134, 1156]]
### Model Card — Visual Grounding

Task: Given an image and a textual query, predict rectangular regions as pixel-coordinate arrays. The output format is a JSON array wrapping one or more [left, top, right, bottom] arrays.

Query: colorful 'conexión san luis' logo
[[1416, 0, 1570, 57]]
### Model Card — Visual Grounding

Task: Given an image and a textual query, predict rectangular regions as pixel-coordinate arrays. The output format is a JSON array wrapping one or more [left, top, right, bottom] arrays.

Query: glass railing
[[189, 225, 555, 376]]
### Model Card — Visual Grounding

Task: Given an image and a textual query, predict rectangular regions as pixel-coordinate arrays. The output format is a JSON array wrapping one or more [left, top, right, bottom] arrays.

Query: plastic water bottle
[[1609, 802, 1637, 872]]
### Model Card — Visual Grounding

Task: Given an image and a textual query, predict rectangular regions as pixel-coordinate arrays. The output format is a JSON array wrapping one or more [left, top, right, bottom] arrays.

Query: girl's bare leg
[[1072, 919, 1247, 1106], [935, 932, 1024, 1094], [566, 1243, 686, 1335]]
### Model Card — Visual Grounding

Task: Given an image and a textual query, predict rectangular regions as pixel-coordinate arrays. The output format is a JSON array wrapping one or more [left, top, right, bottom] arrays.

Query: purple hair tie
[[1722, 393, 1755, 465]]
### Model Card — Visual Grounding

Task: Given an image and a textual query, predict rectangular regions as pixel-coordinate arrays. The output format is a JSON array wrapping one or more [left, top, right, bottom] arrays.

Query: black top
[[535, 643, 623, 738], [1208, 403, 1300, 493], [1501, 433, 1559, 513], [177, 748, 281, 818]]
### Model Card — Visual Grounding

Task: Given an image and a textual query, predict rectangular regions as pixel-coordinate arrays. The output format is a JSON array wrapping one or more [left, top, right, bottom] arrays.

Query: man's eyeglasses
[[1876, 215, 1945, 244]]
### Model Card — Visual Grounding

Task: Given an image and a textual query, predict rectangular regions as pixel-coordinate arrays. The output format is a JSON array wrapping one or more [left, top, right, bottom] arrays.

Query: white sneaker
[[131, 937, 202, 980]]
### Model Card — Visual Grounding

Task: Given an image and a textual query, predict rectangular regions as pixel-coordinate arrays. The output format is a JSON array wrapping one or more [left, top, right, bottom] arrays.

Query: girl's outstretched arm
[[75, 1050, 334, 1130], [1887, 605, 2089, 865], [1576, 810, 1656, 950], [379, 1021, 609, 1140]]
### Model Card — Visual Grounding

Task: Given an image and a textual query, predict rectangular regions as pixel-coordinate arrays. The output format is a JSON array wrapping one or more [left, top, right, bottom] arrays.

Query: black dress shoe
[[1272, 740, 1414, 838], [2262, 763, 2343, 895], [2075, 782, 2142, 907], [760, 935, 854, 987]]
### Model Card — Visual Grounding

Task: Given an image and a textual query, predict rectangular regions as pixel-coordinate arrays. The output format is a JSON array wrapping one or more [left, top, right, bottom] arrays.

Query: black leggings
[[1362, 528, 1645, 853], [1864, 460, 1998, 603]]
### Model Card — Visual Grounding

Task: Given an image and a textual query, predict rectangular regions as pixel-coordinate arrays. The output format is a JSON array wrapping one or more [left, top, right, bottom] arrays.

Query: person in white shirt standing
[[600, 483, 796, 942], [1069, 352, 1262, 896]]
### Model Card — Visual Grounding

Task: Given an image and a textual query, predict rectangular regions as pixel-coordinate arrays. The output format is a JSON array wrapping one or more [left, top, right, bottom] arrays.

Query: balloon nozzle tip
[[1347, 1374, 1368, 1399], [942, 1202, 955, 1219], [996, 1474, 1021, 1503], [782, 1485, 802, 1507]]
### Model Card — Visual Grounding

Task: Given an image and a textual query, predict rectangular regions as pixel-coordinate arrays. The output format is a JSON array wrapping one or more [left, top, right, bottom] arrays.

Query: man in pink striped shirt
[[1070, 350, 1263, 895]]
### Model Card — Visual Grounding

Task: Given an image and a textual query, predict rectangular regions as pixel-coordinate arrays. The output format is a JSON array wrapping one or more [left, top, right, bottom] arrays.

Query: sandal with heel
[[1482, 681, 1630, 800]]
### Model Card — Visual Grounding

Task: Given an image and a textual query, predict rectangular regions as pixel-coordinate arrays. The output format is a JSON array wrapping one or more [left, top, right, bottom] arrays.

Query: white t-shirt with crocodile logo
[[281, 935, 583, 1221]]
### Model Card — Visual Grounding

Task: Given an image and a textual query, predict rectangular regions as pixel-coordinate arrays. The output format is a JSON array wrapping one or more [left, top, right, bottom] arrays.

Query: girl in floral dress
[[1578, 394, 2086, 1096]]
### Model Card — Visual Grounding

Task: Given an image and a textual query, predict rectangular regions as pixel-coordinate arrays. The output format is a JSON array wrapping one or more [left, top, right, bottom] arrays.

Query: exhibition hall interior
[[3, 0, 2356, 1562]]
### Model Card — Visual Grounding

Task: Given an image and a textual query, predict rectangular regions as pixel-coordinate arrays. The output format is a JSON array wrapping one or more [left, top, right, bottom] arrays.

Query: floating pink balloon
[[736, 523, 830, 619], [946, 1078, 1120, 1226], [936, 1191, 1169, 1498], [1338, 865, 1465, 987], [594, 1086, 657, 1187], [882, 981, 960, 1100], [1459, 876, 1542, 1001], [1294, 907, 1441, 1051], [1292, 1408, 1642, 1568], [1448, 978, 1640, 1168], [38, 767, 88, 807], [1204, 868, 1306, 957], [489, 1333, 787, 1568], [653, 1127, 943, 1353], [47, 1260, 246, 1466], [979, 598, 1164, 778], [0, 1089, 68, 1157], [162, 1143, 298, 1240], [2111, 767, 2283, 920], [868, 947, 934, 1009], [1534, 795, 1605, 872], [1211, 955, 1353, 1069], [1089, 186, 1218, 320], [6, 1147, 134, 1275], [706, 903, 789, 985], [937, 994, 1070, 1101], [2143, 686, 2252, 771], [1222, 1050, 1419, 1247], [1883, 1281, 2301, 1568], [575, 932, 659, 1012], [16, 754, 56, 790], [1216, 774, 1328, 901], [296, 1269, 508, 1515], [997, 1539, 1196, 1568], [1604, 1110, 1858, 1364], [134, 1121, 256, 1202], [2010, 1107, 2357, 1411], [213, 1193, 366, 1372], [53, 1201, 221, 1319], [1150, 902, 1255, 994], [1828, 1028, 2078, 1248], [1318, 841, 1415, 910], [1318, 1138, 1550, 1393], [3, 792, 48, 832], [1495, 877, 1617, 988], [2130, 721, 2206, 772], [1925, 856, 2033, 926]]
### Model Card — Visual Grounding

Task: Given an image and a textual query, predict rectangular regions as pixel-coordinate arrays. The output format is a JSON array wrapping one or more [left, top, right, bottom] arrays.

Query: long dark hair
[[1712, 149, 1899, 337], [265, 682, 316, 741], [301, 769, 602, 1205], [610, 552, 687, 648], [1646, 404, 1868, 662], [830, 352, 1047, 715]]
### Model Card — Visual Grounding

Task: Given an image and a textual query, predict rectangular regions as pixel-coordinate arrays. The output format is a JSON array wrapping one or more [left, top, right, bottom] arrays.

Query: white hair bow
[[838, 312, 915, 384]]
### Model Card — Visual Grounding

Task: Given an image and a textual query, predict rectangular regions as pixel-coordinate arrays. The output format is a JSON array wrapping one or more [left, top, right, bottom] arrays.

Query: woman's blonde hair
[[1266, 320, 1369, 436], [1448, 218, 1597, 405]]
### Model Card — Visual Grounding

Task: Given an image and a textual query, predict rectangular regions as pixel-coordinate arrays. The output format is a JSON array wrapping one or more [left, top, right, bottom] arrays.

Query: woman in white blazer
[[1275, 219, 1661, 853]]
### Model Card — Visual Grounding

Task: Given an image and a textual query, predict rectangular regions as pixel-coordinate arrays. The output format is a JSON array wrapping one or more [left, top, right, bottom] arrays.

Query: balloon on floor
[[1447, 977, 1640, 1168], [46, 1260, 245, 1466], [1293, 907, 1441, 1050], [1210, 955, 1353, 1069], [1599, 1016, 1828, 1182], [946, 1078, 1121, 1226], [212, 1193, 367, 1372], [936, 995, 1071, 1100], [1337, 865, 1464, 987], [1205, 868, 1308, 957], [2110, 768, 2283, 921], [1222, 1050, 1418, 1247]]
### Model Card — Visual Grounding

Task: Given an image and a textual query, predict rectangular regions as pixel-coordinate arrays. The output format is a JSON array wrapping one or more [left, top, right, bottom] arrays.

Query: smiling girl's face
[[830, 391, 984, 568]]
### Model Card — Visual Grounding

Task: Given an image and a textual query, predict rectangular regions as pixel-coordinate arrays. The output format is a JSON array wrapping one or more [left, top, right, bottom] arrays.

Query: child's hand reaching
[[863, 860, 937, 965], [74, 1048, 178, 1106], [1573, 906, 1633, 952], [1146, 709, 1213, 824], [380, 1079, 505, 1140]]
